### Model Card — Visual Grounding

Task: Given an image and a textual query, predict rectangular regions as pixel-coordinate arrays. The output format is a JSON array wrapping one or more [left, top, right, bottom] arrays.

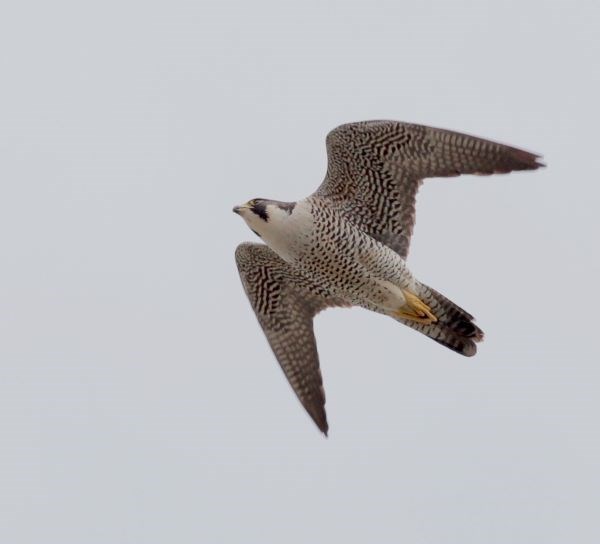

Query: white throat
[[246, 201, 313, 263]]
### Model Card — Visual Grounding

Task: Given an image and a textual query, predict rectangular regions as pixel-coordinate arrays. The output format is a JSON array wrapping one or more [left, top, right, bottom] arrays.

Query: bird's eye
[[247, 199, 256, 207]]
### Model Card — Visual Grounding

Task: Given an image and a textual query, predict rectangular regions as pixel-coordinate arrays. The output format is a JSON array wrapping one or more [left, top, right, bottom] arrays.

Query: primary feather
[[234, 120, 544, 434]]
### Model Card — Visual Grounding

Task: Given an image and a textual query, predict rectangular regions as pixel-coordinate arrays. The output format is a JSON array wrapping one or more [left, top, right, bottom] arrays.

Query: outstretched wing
[[235, 242, 346, 435], [315, 120, 544, 259]]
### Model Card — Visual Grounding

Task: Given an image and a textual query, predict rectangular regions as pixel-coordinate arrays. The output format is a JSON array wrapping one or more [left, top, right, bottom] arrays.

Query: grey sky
[[1, 1, 599, 543]]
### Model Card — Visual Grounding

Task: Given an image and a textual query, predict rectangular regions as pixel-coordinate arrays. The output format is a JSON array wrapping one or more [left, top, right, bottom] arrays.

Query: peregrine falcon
[[233, 120, 544, 434]]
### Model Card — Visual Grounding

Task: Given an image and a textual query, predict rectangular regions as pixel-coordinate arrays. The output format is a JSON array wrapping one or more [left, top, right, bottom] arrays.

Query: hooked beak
[[233, 202, 251, 215]]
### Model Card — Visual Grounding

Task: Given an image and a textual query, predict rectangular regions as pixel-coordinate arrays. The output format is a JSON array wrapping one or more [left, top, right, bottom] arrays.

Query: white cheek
[[244, 213, 260, 230], [242, 213, 267, 240]]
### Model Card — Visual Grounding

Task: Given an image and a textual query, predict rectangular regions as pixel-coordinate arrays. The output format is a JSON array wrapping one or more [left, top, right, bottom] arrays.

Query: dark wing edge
[[317, 120, 545, 258], [324, 120, 545, 180], [411, 122, 544, 177], [235, 242, 343, 435]]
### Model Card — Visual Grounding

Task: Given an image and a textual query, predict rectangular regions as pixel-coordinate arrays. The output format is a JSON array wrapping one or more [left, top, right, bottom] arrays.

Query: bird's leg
[[393, 289, 438, 324]]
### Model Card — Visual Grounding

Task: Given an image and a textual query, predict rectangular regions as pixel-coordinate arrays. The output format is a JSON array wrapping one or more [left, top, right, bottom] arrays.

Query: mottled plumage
[[234, 120, 544, 434]]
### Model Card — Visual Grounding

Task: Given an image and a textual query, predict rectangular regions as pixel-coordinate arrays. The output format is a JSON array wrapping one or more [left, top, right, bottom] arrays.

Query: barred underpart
[[235, 120, 544, 434]]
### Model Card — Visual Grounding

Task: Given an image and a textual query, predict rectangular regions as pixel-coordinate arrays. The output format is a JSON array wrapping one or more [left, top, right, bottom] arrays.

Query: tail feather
[[402, 283, 484, 357]]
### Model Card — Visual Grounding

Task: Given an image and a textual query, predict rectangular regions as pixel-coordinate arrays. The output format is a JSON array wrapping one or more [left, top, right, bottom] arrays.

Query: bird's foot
[[393, 289, 438, 324]]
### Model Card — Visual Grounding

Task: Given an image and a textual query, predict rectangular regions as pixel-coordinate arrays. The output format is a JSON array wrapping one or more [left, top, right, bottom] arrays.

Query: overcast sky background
[[1, 1, 599, 543]]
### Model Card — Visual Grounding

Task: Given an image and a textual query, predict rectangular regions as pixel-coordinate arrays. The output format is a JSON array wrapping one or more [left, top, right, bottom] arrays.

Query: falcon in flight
[[233, 121, 544, 434]]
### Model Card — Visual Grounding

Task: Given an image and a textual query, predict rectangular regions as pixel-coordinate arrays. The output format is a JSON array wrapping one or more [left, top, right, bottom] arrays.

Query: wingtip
[[305, 399, 329, 436], [313, 414, 329, 437], [317, 418, 329, 437], [530, 153, 546, 169], [511, 147, 546, 170]]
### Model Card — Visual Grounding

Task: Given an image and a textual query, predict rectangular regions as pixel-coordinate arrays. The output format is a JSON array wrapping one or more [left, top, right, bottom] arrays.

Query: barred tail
[[405, 283, 484, 357]]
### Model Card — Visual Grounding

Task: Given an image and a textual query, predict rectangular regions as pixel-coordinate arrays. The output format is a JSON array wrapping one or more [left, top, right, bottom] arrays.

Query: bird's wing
[[235, 242, 347, 435], [315, 120, 544, 259]]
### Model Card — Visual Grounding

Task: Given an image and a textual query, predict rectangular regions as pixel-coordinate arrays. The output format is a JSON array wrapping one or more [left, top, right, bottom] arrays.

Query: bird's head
[[233, 198, 296, 239]]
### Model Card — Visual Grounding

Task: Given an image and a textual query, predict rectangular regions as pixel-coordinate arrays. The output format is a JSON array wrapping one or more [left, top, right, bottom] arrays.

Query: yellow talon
[[393, 289, 438, 324]]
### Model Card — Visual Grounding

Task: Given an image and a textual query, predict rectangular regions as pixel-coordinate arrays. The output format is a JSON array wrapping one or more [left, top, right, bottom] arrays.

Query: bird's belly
[[295, 242, 415, 309]]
